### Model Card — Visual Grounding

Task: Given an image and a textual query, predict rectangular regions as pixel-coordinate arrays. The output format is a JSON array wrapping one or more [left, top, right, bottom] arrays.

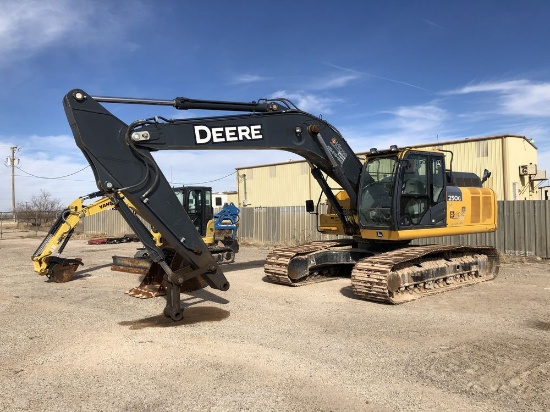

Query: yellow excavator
[[265, 147, 498, 304], [32, 188, 239, 297], [60, 90, 499, 320]]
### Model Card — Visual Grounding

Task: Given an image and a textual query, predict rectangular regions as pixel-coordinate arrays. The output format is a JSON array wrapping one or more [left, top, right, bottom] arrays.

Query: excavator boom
[[63, 90, 363, 319]]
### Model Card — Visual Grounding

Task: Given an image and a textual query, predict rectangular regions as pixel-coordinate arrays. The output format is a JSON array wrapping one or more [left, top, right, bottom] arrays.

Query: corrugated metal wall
[[237, 206, 338, 244], [80, 201, 550, 258], [237, 162, 323, 207], [235, 136, 539, 206], [420, 137, 538, 201], [79, 212, 149, 236], [421, 139, 505, 199]]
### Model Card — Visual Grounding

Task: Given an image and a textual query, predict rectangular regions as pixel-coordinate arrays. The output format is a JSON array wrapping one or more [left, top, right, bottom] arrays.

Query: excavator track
[[265, 242, 499, 304], [351, 244, 499, 304], [264, 239, 355, 286]]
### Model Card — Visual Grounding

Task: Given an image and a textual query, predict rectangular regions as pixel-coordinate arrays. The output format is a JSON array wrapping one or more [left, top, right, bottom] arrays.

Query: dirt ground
[[0, 230, 549, 412]]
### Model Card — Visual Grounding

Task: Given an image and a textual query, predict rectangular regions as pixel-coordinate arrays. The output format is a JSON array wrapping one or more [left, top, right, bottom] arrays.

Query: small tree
[[15, 189, 63, 226]]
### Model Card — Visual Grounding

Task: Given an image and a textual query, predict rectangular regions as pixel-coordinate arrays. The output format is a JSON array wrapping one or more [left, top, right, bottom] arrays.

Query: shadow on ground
[[119, 306, 230, 329], [223, 259, 266, 272], [70, 263, 115, 279]]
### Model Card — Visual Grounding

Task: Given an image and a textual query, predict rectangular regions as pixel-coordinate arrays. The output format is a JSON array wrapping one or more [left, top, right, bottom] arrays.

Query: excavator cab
[[173, 186, 213, 237], [319, 146, 496, 243], [358, 148, 447, 231]]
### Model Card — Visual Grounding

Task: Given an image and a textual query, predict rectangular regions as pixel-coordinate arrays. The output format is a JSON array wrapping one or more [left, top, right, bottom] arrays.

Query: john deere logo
[[194, 125, 263, 144]]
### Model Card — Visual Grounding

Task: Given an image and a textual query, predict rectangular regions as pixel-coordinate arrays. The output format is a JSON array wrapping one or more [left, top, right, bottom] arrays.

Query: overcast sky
[[1, 0, 550, 211]]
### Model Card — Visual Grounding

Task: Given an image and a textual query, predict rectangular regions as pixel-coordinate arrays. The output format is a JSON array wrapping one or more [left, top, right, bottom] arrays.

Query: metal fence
[[79, 209, 144, 237], [79, 201, 550, 258], [412, 201, 550, 258], [237, 206, 338, 245], [0, 212, 14, 239]]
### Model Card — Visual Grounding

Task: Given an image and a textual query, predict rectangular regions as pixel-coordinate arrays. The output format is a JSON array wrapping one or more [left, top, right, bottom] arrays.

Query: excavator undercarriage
[[265, 241, 499, 303]]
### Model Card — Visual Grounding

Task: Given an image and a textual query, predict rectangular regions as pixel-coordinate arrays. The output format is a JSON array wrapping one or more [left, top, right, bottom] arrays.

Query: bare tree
[[15, 189, 63, 226]]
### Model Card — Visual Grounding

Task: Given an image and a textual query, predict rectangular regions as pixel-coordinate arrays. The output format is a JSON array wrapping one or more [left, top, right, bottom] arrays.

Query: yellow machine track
[[264, 241, 499, 303]]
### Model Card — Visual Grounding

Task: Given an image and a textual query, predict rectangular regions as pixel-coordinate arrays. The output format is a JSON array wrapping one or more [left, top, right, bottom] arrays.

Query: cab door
[[397, 152, 446, 229], [185, 188, 213, 236]]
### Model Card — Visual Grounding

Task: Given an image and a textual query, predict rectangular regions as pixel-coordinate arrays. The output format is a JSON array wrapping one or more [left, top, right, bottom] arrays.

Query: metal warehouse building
[[234, 134, 547, 207]]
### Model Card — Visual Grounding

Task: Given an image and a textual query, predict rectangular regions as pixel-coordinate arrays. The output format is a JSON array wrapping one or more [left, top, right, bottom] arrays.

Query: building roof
[[406, 134, 536, 150], [235, 134, 536, 170]]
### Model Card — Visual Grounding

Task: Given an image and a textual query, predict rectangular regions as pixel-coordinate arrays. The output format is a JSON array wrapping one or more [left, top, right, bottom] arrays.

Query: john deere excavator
[[32, 187, 239, 297], [60, 89, 498, 320]]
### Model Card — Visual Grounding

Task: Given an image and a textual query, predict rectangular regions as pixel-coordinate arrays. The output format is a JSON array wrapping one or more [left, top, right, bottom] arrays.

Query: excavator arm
[[63, 89, 363, 320], [32, 191, 163, 280], [32, 192, 115, 281]]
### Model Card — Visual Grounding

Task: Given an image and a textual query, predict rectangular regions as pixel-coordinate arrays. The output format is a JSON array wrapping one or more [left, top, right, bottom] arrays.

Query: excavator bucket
[[114, 250, 207, 299], [45, 256, 83, 283], [111, 255, 152, 275], [125, 260, 167, 298]]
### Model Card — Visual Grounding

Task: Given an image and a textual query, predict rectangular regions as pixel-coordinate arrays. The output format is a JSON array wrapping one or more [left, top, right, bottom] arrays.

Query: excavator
[[61, 89, 499, 320], [32, 187, 240, 297]]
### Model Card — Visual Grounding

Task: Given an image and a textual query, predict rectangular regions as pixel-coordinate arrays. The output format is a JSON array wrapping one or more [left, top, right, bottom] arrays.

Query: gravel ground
[[0, 232, 549, 412]]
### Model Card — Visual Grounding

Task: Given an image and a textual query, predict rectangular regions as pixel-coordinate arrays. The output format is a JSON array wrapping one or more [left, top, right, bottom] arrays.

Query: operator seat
[[402, 178, 425, 195], [401, 177, 427, 225]]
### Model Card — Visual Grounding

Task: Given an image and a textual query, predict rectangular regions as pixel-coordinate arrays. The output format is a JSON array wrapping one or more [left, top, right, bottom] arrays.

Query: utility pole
[[5, 146, 19, 221]]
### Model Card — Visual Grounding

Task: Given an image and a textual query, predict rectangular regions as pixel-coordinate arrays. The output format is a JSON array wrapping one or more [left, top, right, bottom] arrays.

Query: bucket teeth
[[125, 276, 207, 299], [114, 249, 207, 299], [126, 285, 166, 299]]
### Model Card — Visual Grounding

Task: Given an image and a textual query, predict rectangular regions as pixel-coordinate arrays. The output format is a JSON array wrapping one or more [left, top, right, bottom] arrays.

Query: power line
[[173, 171, 237, 186], [13, 164, 236, 187], [13, 175, 93, 183], [15, 165, 90, 179]]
